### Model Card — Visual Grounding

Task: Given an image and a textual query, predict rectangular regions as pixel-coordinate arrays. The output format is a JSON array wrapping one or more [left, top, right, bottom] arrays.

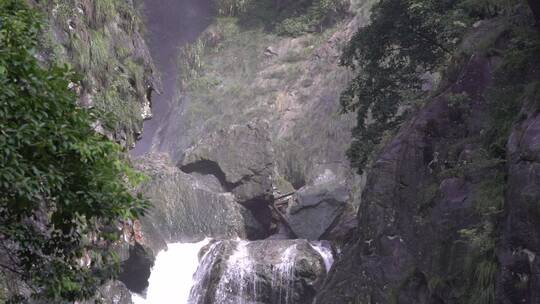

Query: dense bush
[[339, 0, 535, 173], [340, 0, 472, 173], [0, 1, 148, 302]]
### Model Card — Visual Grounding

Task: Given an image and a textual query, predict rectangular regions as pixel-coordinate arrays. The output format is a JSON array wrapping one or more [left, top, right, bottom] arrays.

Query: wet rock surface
[[190, 239, 328, 304], [118, 243, 155, 294]]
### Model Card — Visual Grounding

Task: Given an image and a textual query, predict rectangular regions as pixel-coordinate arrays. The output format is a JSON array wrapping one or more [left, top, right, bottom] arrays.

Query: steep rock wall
[[142, 0, 374, 243], [36, 0, 158, 148]]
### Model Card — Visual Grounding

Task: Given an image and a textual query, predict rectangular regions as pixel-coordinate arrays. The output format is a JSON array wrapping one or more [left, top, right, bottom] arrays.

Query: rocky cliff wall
[[35, 0, 158, 148], [316, 15, 540, 304], [138, 0, 375, 249]]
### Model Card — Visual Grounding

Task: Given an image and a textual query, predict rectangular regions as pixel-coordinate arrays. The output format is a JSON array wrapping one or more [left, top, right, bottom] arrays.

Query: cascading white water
[[131, 239, 210, 304], [213, 241, 254, 304], [272, 245, 297, 304], [309, 242, 334, 273], [135, 239, 334, 304]]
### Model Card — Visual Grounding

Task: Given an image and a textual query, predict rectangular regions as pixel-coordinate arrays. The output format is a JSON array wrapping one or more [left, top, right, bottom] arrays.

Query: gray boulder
[[284, 171, 349, 240], [180, 121, 275, 234], [180, 120, 274, 206], [190, 239, 326, 304], [135, 153, 264, 243]]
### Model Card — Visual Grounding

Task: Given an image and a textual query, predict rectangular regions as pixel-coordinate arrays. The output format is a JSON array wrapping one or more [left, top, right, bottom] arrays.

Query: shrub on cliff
[[340, 0, 533, 173], [0, 1, 148, 302]]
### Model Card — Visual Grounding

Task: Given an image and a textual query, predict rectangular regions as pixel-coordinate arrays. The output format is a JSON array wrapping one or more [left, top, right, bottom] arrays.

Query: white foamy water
[[132, 239, 210, 304], [310, 242, 334, 273], [214, 241, 254, 304], [271, 245, 297, 304]]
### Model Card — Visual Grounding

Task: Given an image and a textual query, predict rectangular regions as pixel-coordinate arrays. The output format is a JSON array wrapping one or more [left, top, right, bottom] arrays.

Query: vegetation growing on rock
[[0, 1, 148, 302], [38, 0, 156, 148], [340, 0, 536, 173], [316, 0, 540, 303]]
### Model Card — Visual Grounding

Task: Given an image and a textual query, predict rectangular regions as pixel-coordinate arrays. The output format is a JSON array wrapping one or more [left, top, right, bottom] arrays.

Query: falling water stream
[[129, 1, 335, 303], [132, 241, 334, 304], [131, 0, 212, 156], [131, 239, 211, 304]]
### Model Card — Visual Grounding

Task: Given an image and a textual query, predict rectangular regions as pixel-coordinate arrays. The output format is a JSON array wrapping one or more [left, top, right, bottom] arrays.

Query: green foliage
[[459, 222, 499, 304], [0, 1, 148, 302], [41, 0, 150, 148], [341, 0, 474, 173], [484, 25, 540, 157], [275, 0, 349, 36], [214, 0, 348, 36], [94, 0, 118, 25]]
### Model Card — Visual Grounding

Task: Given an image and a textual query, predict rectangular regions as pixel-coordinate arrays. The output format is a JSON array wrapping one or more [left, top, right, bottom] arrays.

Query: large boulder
[[180, 120, 274, 206], [190, 239, 327, 304], [283, 170, 349, 240], [180, 121, 275, 234], [135, 153, 264, 243]]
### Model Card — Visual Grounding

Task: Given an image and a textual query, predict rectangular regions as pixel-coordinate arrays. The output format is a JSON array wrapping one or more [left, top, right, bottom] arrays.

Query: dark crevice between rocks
[[180, 159, 242, 191], [118, 243, 155, 294], [180, 160, 275, 239], [242, 197, 274, 239]]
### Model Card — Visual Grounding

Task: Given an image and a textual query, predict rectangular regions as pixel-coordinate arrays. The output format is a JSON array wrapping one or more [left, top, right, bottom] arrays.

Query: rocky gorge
[[11, 0, 539, 303]]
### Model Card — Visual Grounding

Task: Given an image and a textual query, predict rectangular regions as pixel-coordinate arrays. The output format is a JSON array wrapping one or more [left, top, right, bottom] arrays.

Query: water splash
[[188, 241, 224, 303], [213, 241, 255, 304], [309, 242, 334, 273], [272, 245, 297, 304], [132, 239, 210, 304], [135, 239, 332, 304]]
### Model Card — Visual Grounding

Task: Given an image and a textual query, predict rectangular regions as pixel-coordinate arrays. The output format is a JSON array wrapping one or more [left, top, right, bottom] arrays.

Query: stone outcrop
[[180, 120, 275, 207], [497, 100, 540, 303], [190, 239, 327, 304], [283, 170, 350, 240], [135, 153, 265, 244], [316, 54, 498, 303], [179, 120, 276, 235], [37, 0, 158, 149]]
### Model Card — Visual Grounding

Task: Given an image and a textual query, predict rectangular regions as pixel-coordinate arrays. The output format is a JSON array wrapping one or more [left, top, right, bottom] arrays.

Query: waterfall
[[136, 239, 333, 304], [309, 242, 334, 273], [131, 239, 210, 304], [213, 241, 255, 304], [271, 245, 297, 304], [188, 241, 225, 303]]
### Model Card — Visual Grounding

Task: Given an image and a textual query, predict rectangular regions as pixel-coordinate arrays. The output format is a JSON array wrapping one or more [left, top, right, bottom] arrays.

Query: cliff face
[[32, 1, 158, 302], [36, 0, 158, 148], [31, 0, 538, 303], [316, 16, 540, 304], [138, 0, 375, 249]]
